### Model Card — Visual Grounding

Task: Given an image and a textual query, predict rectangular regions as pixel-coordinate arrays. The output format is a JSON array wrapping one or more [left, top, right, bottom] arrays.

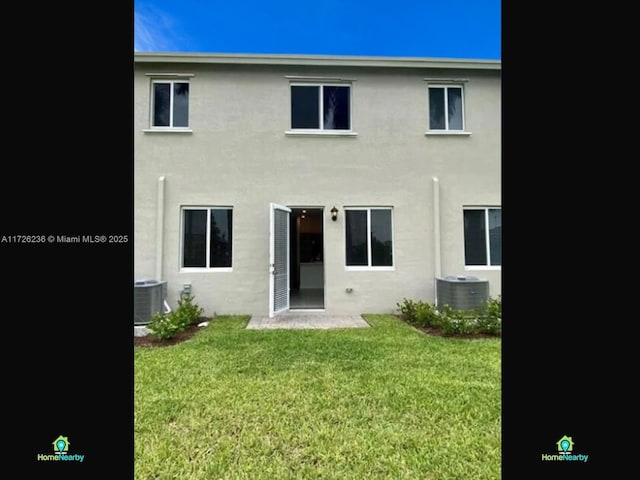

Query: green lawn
[[135, 314, 501, 479]]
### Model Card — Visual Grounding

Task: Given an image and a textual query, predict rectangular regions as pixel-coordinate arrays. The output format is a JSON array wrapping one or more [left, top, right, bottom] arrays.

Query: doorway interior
[[289, 207, 324, 309]]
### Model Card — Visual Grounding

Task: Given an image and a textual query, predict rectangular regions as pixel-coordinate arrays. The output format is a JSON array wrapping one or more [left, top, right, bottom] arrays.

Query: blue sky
[[134, 0, 501, 60]]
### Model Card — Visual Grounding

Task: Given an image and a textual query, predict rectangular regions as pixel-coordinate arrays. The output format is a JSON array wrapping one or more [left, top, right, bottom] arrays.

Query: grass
[[135, 314, 501, 479]]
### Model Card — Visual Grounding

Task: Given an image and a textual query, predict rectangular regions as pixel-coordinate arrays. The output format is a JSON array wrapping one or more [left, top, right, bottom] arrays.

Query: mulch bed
[[134, 317, 212, 348], [394, 314, 500, 339], [134, 315, 499, 347]]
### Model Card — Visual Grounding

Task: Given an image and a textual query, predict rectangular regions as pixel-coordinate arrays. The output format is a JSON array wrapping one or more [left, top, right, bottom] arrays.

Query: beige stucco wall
[[134, 60, 501, 316]]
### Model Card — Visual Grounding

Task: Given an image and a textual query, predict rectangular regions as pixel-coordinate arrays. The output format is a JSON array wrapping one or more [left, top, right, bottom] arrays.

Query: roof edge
[[133, 52, 501, 70]]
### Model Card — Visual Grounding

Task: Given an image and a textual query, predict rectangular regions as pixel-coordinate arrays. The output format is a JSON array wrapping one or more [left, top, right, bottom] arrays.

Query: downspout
[[433, 177, 442, 305], [155, 176, 165, 282], [156, 176, 171, 313]]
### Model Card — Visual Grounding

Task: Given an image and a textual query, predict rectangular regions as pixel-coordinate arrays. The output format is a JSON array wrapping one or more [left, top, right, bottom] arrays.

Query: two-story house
[[134, 52, 501, 317]]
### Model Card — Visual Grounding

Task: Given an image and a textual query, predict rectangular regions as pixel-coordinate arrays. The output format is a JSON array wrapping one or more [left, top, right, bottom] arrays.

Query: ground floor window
[[181, 207, 233, 269], [463, 207, 501, 267], [345, 207, 394, 269]]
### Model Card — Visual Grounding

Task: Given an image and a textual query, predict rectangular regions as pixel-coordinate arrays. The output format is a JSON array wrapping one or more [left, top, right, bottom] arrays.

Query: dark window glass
[[183, 209, 233, 268], [173, 82, 189, 127], [210, 209, 232, 268], [370, 209, 393, 266], [153, 83, 171, 127], [323, 86, 350, 130], [345, 210, 368, 266], [291, 86, 320, 129], [447, 87, 463, 130], [488, 209, 501, 266], [464, 210, 488, 266], [429, 87, 445, 130], [346, 209, 393, 267], [183, 209, 207, 267]]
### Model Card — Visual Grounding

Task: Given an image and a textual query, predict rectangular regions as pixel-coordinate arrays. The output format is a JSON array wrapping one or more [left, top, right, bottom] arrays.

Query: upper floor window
[[151, 79, 189, 128], [463, 207, 501, 267], [181, 207, 233, 270], [345, 207, 394, 269], [290, 84, 351, 131], [428, 85, 464, 131]]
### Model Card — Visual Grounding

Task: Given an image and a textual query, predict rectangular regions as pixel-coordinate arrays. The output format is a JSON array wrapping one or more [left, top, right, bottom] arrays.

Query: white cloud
[[134, 4, 182, 52]]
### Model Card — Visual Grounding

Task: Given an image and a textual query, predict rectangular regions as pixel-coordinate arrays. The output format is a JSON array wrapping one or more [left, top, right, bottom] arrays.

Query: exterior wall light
[[330, 206, 339, 221]]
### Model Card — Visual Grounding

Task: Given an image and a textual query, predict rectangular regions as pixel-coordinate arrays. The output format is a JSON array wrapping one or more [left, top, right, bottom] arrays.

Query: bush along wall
[[396, 296, 501, 337], [147, 295, 204, 341]]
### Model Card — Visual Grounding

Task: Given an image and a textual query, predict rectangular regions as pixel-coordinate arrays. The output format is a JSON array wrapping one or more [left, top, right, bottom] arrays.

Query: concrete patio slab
[[246, 312, 370, 330]]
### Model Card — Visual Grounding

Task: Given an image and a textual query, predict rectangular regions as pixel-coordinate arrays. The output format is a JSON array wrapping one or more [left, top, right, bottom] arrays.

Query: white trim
[[425, 131, 471, 136], [145, 73, 196, 77], [143, 128, 193, 133], [463, 206, 501, 268], [149, 78, 191, 130], [285, 130, 358, 137], [285, 75, 356, 82], [427, 84, 466, 133], [135, 52, 501, 71], [423, 78, 469, 83], [179, 206, 234, 270], [462, 205, 501, 209], [289, 82, 354, 132], [343, 206, 395, 269], [289, 206, 327, 310], [180, 267, 234, 273], [464, 266, 501, 271]]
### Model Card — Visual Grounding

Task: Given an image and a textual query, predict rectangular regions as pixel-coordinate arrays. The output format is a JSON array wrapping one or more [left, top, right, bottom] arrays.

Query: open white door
[[269, 203, 291, 317]]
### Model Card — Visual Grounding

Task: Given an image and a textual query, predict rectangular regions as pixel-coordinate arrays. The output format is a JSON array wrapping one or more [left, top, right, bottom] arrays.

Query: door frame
[[289, 206, 326, 311]]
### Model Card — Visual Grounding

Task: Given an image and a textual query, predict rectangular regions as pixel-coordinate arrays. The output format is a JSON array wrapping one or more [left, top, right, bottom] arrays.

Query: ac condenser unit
[[134, 279, 167, 325], [436, 276, 489, 312]]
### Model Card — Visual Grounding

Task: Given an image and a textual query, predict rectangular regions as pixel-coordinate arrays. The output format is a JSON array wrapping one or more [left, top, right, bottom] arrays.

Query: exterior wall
[[134, 58, 501, 316]]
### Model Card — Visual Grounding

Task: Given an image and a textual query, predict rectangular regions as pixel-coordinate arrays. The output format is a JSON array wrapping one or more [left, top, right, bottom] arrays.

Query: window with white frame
[[463, 207, 501, 267], [428, 85, 464, 131], [151, 79, 190, 128], [181, 207, 233, 269], [345, 208, 394, 268], [290, 83, 351, 131]]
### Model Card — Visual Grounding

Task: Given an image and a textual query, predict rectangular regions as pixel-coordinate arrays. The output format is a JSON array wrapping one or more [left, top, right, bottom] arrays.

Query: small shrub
[[414, 301, 440, 328], [438, 305, 478, 336], [147, 295, 204, 341], [147, 311, 183, 341], [396, 298, 440, 328], [486, 295, 502, 320], [397, 295, 501, 337], [477, 296, 501, 335], [173, 295, 204, 330], [475, 314, 501, 336], [396, 298, 418, 321]]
